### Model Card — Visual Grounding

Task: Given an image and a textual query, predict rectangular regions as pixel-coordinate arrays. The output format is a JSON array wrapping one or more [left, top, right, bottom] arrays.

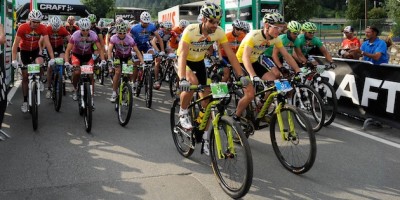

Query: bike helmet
[[243, 22, 250, 33], [197, 14, 203, 23], [232, 19, 246, 29], [200, 2, 222, 20], [78, 18, 91, 30], [28, 9, 43, 21], [302, 22, 317, 32], [49, 16, 62, 30], [287, 21, 302, 33], [116, 23, 128, 33], [97, 19, 105, 28], [263, 12, 284, 24], [179, 19, 190, 28], [88, 14, 97, 23], [140, 11, 152, 23], [115, 17, 124, 24], [163, 21, 173, 29]]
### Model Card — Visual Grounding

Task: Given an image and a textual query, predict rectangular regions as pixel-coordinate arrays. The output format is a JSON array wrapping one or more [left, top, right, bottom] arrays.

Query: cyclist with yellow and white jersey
[[177, 2, 252, 132]]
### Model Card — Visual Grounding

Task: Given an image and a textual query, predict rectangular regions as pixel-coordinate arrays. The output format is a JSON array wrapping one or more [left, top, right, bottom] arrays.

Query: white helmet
[[163, 21, 173, 29], [28, 9, 44, 21], [243, 22, 250, 33], [179, 19, 190, 28], [197, 14, 203, 23], [49, 16, 62, 30], [78, 18, 91, 30], [232, 19, 246, 29], [140, 11, 151, 23]]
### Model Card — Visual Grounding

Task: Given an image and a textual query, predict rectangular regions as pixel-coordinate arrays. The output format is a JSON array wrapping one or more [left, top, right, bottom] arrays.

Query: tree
[[81, 0, 116, 19], [385, 0, 400, 35], [283, 0, 319, 21], [345, 0, 365, 20]]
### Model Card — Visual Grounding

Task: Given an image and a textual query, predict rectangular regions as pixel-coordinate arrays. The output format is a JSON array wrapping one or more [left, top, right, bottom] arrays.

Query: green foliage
[[385, 0, 400, 19], [345, 0, 365, 20], [81, 0, 116, 19], [283, 0, 319, 21], [368, 7, 387, 19]]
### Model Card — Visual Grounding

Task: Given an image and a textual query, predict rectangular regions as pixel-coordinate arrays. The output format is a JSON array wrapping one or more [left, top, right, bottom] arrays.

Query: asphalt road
[[1, 79, 400, 200]]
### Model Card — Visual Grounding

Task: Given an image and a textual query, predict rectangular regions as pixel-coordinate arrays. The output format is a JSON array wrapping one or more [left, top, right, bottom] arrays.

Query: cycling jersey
[[130, 23, 157, 50], [46, 26, 70, 48], [294, 34, 323, 56], [90, 26, 101, 35], [69, 30, 99, 55], [220, 31, 245, 57], [341, 37, 361, 49], [65, 24, 79, 35], [236, 30, 283, 63], [156, 29, 177, 49], [17, 22, 48, 51], [169, 26, 184, 49], [264, 33, 295, 58], [177, 24, 228, 62], [110, 34, 137, 58]]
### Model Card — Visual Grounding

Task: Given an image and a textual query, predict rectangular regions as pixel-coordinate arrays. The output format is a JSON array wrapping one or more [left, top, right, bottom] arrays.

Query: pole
[[365, 0, 367, 29]]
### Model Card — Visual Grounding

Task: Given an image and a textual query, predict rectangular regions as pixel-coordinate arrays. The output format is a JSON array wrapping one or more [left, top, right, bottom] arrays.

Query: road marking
[[331, 123, 400, 149], [7, 80, 21, 105]]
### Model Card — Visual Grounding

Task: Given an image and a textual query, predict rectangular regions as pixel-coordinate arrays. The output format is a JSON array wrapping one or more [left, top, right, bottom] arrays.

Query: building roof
[[182, 0, 220, 6]]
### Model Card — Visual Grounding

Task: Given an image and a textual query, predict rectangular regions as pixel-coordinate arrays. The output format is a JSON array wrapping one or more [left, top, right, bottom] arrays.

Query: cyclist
[[43, 16, 71, 98], [243, 21, 250, 33], [151, 20, 176, 89], [11, 9, 56, 113], [169, 19, 190, 50], [107, 23, 145, 102], [218, 19, 247, 82], [294, 22, 334, 66], [88, 14, 106, 57], [177, 2, 251, 138], [263, 20, 302, 79], [64, 18, 106, 103], [106, 17, 124, 50], [65, 16, 79, 35], [130, 11, 164, 91]]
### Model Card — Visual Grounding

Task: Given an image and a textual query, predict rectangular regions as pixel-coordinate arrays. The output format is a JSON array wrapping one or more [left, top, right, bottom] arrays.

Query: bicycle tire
[[270, 105, 316, 174], [210, 116, 253, 199], [169, 72, 179, 98], [144, 69, 153, 108], [84, 82, 92, 133], [312, 79, 337, 126], [100, 67, 105, 85], [53, 73, 62, 112], [291, 84, 325, 132], [170, 98, 195, 157], [31, 82, 39, 131], [118, 82, 133, 126]]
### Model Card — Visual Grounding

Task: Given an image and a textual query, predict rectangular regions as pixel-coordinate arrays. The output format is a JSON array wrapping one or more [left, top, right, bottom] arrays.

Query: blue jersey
[[130, 23, 157, 46]]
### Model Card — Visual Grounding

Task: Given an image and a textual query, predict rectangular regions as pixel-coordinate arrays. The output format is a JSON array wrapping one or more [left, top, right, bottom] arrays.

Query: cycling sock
[[23, 96, 28, 102]]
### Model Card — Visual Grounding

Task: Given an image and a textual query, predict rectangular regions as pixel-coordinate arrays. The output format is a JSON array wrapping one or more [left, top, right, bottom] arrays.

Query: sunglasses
[[307, 32, 315, 34], [292, 31, 300, 35], [343, 31, 350, 34], [269, 24, 283, 31], [118, 32, 126, 35], [207, 19, 220, 25], [235, 27, 244, 31], [81, 29, 89, 32]]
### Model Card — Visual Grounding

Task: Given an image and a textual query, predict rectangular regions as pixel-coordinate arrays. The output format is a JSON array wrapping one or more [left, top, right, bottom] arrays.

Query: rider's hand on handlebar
[[12, 60, 19, 69], [179, 78, 190, 92], [159, 51, 165, 56]]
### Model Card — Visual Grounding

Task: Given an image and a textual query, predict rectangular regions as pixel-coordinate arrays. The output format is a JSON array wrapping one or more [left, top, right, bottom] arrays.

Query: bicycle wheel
[[135, 70, 143, 97], [118, 82, 133, 126], [312, 79, 337, 126], [53, 73, 63, 112], [100, 66, 105, 85], [169, 72, 179, 98], [83, 82, 92, 133], [78, 83, 84, 116], [170, 98, 194, 157], [270, 105, 316, 174], [291, 84, 325, 132], [144, 69, 153, 108], [210, 116, 253, 199], [31, 82, 39, 131]]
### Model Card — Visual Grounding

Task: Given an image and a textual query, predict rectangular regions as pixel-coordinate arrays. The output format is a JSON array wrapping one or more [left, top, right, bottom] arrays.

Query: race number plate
[[275, 80, 292, 93], [122, 64, 134, 74], [81, 65, 94, 74], [27, 64, 40, 74], [210, 82, 229, 98], [55, 58, 64, 65], [143, 53, 153, 62]]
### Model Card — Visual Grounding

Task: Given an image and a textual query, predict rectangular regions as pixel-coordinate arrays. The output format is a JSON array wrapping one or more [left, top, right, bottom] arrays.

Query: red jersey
[[17, 22, 48, 51], [341, 37, 361, 49], [65, 24, 80, 35], [220, 31, 245, 57], [169, 26, 184, 50], [46, 26, 70, 48]]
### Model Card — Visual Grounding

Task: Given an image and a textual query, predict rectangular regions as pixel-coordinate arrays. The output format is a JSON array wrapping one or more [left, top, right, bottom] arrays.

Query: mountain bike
[[170, 82, 253, 199], [50, 57, 66, 112], [22, 63, 43, 130], [135, 53, 154, 108], [114, 62, 134, 126], [77, 65, 94, 133]]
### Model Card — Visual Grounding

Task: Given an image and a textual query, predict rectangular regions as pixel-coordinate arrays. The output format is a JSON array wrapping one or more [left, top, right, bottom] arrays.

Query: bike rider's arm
[[319, 45, 334, 63], [133, 45, 145, 64], [271, 45, 283, 68], [64, 43, 73, 63], [12, 36, 22, 61], [153, 31, 164, 52], [278, 46, 300, 73], [96, 40, 105, 61], [294, 47, 307, 65], [178, 41, 190, 80], [150, 36, 159, 52], [38, 36, 45, 54], [107, 42, 114, 60], [43, 35, 55, 59], [220, 42, 244, 77]]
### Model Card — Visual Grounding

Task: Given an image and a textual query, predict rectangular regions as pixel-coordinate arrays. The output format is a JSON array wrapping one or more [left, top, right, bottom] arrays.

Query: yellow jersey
[[177, 24, 228, 62], [236, 29, 283, 63]]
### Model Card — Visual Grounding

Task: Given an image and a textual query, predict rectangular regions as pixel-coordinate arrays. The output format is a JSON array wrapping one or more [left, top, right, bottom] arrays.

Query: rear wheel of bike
[[210, 116, 253, 199], [169, 72, 179, 98], [83, 82, 92, 133], [170, 98, 194, 157], [270, 105, 316, 174], [118, 82, 133, 126], [292, 84, 325, 132], [144, 69, 153, 108], [53, 73, 63, 112], [313, 79, 337, 126], [31, 82, 39, 130]]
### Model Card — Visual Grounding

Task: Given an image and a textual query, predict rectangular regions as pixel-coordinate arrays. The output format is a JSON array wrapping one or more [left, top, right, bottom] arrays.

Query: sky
[[16, 0, 83, 6]]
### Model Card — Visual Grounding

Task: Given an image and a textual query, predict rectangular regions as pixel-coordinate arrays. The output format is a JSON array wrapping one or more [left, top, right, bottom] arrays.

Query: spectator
[[339, 26, 361, 59], [0, 23, 7, 137], [349, 26, 388, 65]]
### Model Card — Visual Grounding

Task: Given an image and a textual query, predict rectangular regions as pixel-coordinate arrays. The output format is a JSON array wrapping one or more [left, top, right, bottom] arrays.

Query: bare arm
[[279, 47, 300, 73], [178, 41, 189, 79], [64, 43, 73, 63], [294, 47, 307, 64], [151, 36, 159, 52], [12, 36, 21, 61], [43, 35, 55, 59], [242, 46, 256, 78], [133, 46, 144, 64], [220, 42, 244, 77], [96, 41, 105, 61], [320, 46, 333, 63], [271, 46, 282, 68], [154, 31, 164, 52], [0, 24, 6, 44], [107, 43, 114, 59]]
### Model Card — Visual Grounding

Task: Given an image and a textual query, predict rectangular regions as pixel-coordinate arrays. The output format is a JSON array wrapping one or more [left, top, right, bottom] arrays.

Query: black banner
[[115, 10, 146, 21], [239, 7, 252, 21], [224, 9, 238, 23], [260, 3, 280, 14], [16, 3, 91, 22], [314, 57, 400, 128]]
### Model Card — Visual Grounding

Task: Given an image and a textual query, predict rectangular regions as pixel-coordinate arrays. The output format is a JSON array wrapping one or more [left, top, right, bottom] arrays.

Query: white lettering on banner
[[240, 12, 250, 17], [381, 81, 400, 113], [261, 9, 279, 13], [361, 78, 382, 107], [336, 74, 360, 105], [39, 4, 74, 12], [226, 14, 236, 18]]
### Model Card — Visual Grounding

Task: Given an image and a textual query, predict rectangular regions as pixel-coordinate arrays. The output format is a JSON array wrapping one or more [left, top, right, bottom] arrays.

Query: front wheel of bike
[[270, 105, 316, 174], [312, 79, 338, 126], [170, 98, 195, 157], [144, 69, 153, 108], [210, 116, 253, 199], [53, 73, 63, 112], [117, 82, 133, 126], [31, 82, 39, 130], [83, 82, 92, 133]]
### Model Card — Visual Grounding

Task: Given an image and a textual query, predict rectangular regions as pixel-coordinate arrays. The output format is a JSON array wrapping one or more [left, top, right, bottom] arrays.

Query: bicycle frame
[[28, 74, 40, 107]]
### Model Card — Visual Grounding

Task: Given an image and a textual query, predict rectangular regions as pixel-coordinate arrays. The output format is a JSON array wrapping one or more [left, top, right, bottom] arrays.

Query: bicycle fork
[[275, 102, 297, 141], [211, 110, 235, 159], [28, 79, 41, 107]]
